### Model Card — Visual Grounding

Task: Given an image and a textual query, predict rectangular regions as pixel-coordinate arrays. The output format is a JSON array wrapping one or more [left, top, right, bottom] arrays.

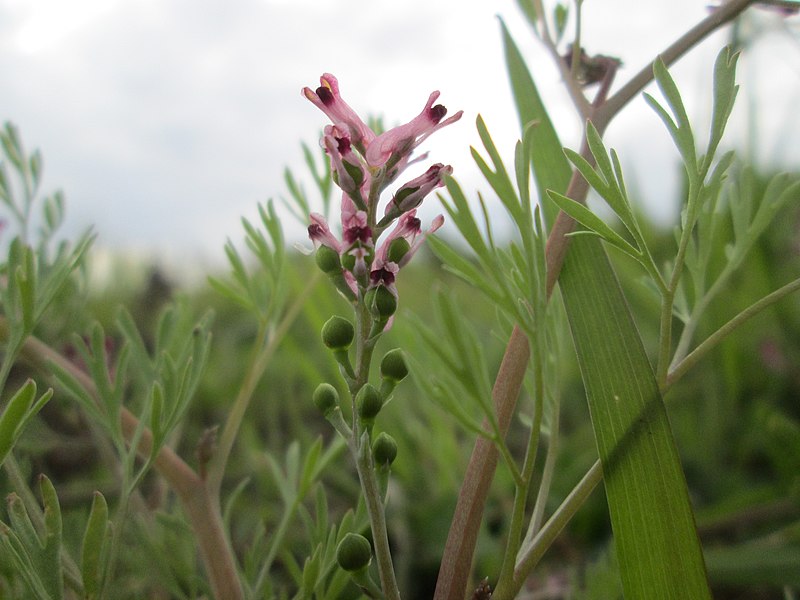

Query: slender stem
[[672, 252, 742, 368], [355, 437, 399, 600], [656, 289, 676, 387], [666, 276, 800, 388], [526, 402, 560, 542], [433, 326, 530, 600], [5, 322, 244, 600], [253, 498, 300, 596], [512, 0, 761, 594], [598, 0, 756, 123], [347, 291, 399, 599], [494, 347, 545, 593], [207, 271, 321, 496], [509, 460, 603, 597]]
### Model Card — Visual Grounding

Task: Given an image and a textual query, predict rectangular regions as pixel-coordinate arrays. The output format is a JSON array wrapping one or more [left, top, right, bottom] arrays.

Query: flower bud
[[336, 533, 372, 572], [386, 237, 411, 264], [321, 316, 355, 350], [380, 349, 408, 382], [372, 432, 398, 467], [356, 384, 382, 421], [370, 285, 397, 321], [315, 245, 341, 274], [312, 383, 339, 416]]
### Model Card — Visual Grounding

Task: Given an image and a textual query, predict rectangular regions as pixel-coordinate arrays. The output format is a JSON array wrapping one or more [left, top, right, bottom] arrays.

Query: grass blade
[[501, 21, 712, 599]]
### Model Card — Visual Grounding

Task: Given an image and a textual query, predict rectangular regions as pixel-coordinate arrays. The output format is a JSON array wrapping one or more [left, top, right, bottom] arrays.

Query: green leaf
[[500, 19, 564, 224], [0, 477, 65, 600], [650, 57, 697, 169], [546, 191, 642, 260], [81, 492, 109, 599], [705, 47, 740, 172], [503, 22, 712, 599], [0, 380, 52, 467]]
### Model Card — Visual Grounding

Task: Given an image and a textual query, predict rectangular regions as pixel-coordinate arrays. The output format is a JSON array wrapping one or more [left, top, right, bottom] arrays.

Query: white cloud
[[0, 0, 797, 272]]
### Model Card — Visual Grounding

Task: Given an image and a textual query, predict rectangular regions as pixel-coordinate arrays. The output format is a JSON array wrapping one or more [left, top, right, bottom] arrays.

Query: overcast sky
[[1, 1, 798, 272]]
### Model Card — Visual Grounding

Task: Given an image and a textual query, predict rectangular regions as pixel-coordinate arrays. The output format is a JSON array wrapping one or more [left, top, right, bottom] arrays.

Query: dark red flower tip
[[336, 135, 351, 155], [370, 267, 396, 287], [429, 104, 447, 123], [344, 224, 372, 245], [316, 86, 335, 105], [308, 223, 325, 239]]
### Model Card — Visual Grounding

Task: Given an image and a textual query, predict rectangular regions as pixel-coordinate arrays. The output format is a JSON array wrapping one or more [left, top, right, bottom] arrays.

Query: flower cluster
[[304, 74, 461, 307]]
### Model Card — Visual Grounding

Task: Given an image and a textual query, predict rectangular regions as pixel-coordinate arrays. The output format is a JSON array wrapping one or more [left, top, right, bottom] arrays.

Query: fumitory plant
[[303, 73, 461, 600], [0, 1, 799, 599]]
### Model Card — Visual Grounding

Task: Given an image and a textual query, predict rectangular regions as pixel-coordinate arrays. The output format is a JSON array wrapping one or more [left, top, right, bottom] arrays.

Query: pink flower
[[389, 163, 453, 214], [365, 91, 463, 168], [302, 74, 375, 148], [374, 210, 445, 269], [322, 125, 368, 209], [342, 210, 373, 247], [369, 258, 399, 290], [308, 213, 342, 252], [305, 73, 457, 294]]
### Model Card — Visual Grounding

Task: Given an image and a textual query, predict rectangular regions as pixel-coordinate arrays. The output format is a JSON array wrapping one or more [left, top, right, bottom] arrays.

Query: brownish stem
[[434, 2, 758, 598], [432, 325, 530, 600], [9, 326, 243, 600]]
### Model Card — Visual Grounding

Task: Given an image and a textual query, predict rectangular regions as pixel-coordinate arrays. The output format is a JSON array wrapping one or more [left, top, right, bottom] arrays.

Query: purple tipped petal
[[308, 213, 342, 252], [389, 164, 453, 214], [365, 92, 463, 168], [302, 74, 375, 146]]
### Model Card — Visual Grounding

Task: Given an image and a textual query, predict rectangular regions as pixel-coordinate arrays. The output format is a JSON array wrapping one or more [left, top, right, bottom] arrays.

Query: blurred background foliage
[[2, 155, 798, 598]]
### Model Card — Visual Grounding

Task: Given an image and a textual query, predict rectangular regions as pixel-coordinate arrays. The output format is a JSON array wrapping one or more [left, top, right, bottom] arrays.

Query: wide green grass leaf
[[502, 20, 712, 598]]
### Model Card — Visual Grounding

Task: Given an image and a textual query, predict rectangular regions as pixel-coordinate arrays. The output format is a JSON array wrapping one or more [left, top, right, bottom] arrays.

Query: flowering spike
[[305, 74, 458, 301]]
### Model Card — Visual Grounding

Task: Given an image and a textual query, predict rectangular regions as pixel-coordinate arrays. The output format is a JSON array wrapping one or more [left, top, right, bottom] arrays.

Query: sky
[[1, 0, 798, 275]]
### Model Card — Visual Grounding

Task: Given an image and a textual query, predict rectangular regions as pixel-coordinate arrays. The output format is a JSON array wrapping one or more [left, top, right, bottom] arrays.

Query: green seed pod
[[387, 237, 411, 264], [372, 432, 398, 467], [321, 316, 355, 350], [356, 384, 382, 421], [312, 383, 339, 416], [315, 245, 341, 274], [336, 533, 372, 572], [380, 349, 408, 383], [371, 285, 397, 320]]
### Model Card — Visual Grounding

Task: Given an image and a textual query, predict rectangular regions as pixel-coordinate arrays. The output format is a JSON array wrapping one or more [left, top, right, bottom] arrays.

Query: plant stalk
[[4, 323, 244, 600]]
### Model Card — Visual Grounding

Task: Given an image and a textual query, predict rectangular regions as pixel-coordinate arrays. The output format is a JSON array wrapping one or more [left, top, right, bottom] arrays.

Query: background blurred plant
[[0, 1, 799, 599]]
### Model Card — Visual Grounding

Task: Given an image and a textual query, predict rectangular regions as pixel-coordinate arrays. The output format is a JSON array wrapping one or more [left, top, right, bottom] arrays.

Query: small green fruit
[[336, 533, 372, 572], [321, 316, 355, 350], [315, 245, 341, 274], [380, 349, 408, 382], [371, 285, 397, 320], [312, 383, 339, 415], [387, 237, 411, 264], [356, 384, 382, 421], [372, 432, 398, 466]]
